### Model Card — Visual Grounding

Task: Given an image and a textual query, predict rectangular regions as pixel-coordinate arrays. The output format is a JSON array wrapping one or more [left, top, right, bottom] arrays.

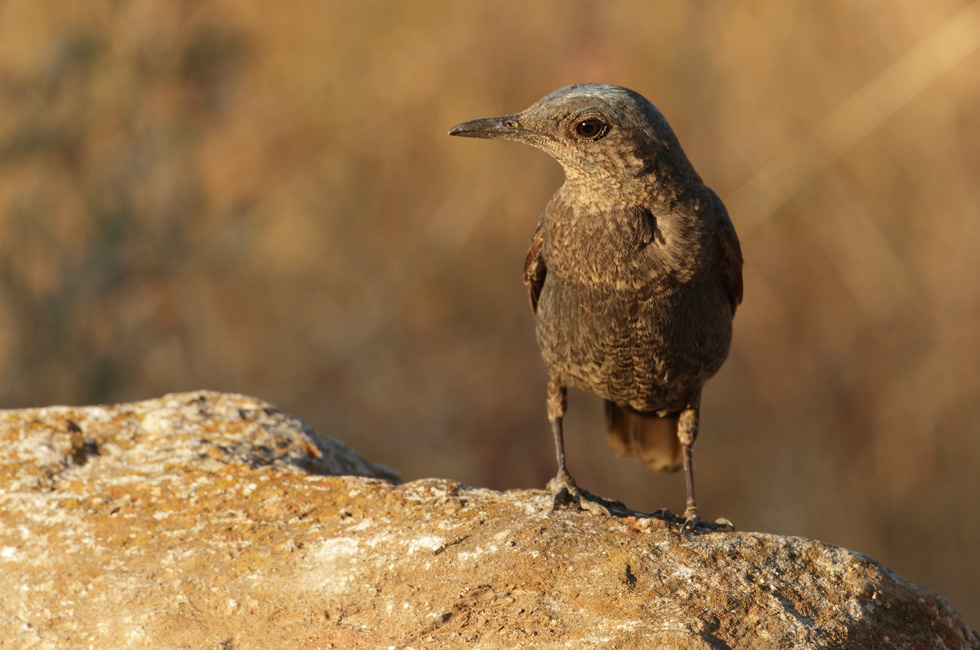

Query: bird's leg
[[545, 377, 575, 502], [544, 377, 623, 516], [677, 404, 700, 528]]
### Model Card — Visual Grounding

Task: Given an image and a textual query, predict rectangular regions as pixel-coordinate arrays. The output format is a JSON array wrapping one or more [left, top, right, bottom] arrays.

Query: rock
[[0, 391, 975, 649]]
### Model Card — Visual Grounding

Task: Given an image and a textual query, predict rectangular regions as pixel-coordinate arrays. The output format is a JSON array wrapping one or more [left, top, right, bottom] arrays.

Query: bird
[[449, 84, 742, 526]]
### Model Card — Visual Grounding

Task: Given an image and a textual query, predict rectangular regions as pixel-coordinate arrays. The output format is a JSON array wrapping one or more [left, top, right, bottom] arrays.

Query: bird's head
[[449, 84, 696, 194]]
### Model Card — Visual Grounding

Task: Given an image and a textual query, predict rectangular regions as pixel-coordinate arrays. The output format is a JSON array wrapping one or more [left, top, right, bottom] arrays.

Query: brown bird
[[449, 84, 742, 526]]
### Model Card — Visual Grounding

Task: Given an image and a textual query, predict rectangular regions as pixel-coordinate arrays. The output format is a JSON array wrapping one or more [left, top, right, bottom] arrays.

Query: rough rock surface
[[0, 391, 975, 649]]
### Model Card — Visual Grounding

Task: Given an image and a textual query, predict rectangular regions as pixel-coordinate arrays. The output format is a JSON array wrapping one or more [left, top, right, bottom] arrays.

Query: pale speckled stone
[[0, 391, 975, 649]]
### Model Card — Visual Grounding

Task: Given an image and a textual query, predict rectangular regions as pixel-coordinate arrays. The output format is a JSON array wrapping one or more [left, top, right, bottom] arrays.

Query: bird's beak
[[448, 114, 528, 141]]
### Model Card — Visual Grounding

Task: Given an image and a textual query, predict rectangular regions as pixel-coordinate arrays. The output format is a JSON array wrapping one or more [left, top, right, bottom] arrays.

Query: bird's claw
[[550, 485, 578, 510], [546, 469, 578, 507], [682, 507, 700, 531], [644, 508, 735, 533], [547, 473, 629, 517]]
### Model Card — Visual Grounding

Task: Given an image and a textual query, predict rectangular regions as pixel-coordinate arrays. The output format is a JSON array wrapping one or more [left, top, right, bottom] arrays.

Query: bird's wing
[[523, 222, 546, 314], [711, 190, 744, 314]]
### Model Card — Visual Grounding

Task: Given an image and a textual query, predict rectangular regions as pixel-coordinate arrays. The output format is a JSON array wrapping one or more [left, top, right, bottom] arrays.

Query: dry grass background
[[1, 0, 978, 626]]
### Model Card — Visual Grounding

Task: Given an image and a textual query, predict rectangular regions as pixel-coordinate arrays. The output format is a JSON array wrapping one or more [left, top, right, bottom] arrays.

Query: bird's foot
[[547, 471, 633, 517], [682, 506, 735, 532], [645, 507, 735, 533], [682, 506, 700, 532], [548, 469, 609, 514]]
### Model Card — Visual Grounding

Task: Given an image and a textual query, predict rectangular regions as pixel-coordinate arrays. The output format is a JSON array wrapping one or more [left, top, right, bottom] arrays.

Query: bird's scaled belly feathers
[[534, 274, 732, 413]]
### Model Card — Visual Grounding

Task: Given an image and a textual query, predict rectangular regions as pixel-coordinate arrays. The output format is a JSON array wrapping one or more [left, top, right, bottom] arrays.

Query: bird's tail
[[604, 401, 682, 473]]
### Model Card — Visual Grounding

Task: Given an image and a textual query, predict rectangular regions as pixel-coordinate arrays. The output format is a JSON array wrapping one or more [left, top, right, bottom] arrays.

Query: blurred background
[[1, 0, 978, 625]]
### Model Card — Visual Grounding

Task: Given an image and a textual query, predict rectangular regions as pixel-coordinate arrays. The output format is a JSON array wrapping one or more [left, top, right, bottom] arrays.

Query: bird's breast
[[534, 262, 733, 412], [533, 190, 733, 410]]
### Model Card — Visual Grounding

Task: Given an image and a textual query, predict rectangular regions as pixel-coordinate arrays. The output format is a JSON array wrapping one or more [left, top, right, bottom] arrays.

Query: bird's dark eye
[[574, 118, 607, 140]]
